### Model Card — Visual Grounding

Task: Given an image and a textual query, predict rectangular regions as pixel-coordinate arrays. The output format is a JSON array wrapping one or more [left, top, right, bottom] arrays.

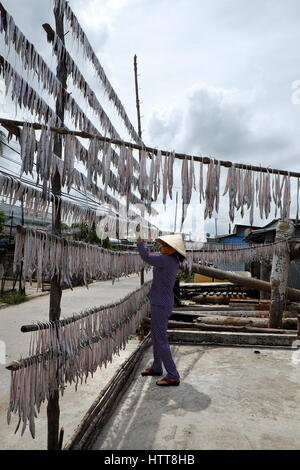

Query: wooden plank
[[195, 316, 297, 329], [143, 318, 296, 335], [168, 329, 297, 347]]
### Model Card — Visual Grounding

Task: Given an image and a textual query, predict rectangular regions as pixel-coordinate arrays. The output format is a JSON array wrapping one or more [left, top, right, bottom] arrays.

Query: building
[[244, 219, 300, 290], [206, 224, 261, 272]]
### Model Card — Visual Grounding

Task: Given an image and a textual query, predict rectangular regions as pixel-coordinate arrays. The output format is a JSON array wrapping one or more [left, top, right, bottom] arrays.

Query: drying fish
[[14, 227, 150, 289], [168, 152, 175, 200], [180, 157, 190, 230], [199, 160, 204, 203], [147, 152, 155, 202], [138, 149, 148, 200], [153, 150, 162, 201], [185, 240, 287, 274], [7, 282, 151, 438]]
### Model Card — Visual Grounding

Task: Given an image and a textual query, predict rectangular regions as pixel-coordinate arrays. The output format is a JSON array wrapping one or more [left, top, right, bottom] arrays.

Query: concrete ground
[[92, 344, 300, 451], [0, 272, 151, 450]]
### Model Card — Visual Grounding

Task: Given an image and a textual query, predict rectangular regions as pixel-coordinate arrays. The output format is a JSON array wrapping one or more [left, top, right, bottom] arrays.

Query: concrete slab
[[168, 329, 297, 347], [92, 345, 300, 450]]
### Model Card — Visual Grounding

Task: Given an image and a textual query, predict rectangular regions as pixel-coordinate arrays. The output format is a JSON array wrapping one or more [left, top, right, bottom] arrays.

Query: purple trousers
[[150, 304, 180, 379]]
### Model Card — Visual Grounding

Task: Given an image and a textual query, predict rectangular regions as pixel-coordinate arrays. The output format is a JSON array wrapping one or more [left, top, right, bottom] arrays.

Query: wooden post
[[134, 55, 144, 286], [259, 260, 271, 300], [46, 5, 68, 451], [269, 219, 295, 329], [18, 196, 25, 294]]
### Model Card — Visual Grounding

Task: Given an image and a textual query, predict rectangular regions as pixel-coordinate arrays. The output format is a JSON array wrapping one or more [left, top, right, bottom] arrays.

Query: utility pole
[[134, 55, 144, 285], [45, 4, 68, 450], [18, 196, 25, 294], [134, 55, 142, 139]]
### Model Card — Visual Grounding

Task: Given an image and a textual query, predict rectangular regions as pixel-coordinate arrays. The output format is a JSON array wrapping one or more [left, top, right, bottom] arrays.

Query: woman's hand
[[136, 223, 142, 243]]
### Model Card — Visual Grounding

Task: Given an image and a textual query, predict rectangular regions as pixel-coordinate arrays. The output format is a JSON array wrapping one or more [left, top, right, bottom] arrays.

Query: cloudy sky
[[1, 0, 300, 239]]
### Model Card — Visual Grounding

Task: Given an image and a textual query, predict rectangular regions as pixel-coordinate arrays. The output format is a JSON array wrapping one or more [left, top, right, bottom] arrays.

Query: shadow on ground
[[93, 344, 212, 450]]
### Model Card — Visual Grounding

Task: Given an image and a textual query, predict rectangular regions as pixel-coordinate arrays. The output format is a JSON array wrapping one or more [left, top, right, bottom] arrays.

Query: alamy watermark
[[291, 80, 300, 104], [291, 339, 300, 365], [0, 79, 5, 106], [0, 340, 6, 364], [95, 202, 204, 241]]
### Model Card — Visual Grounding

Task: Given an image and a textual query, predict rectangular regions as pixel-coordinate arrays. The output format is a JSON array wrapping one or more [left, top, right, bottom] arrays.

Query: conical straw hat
[[156, 234, 187, 258]]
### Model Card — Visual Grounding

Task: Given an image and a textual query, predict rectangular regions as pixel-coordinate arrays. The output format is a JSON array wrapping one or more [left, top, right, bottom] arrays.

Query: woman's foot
[[141, 367, 163, 376], [156, 376, 180, 386]]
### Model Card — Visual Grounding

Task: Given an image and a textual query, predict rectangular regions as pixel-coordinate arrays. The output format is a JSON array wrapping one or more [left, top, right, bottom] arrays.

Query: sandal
[[141, 367, 163, 377], [156, 376, 180, 386]]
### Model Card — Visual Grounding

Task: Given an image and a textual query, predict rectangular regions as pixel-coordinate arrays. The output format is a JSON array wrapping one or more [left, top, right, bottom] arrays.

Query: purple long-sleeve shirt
[[137, 242, 179, 307]]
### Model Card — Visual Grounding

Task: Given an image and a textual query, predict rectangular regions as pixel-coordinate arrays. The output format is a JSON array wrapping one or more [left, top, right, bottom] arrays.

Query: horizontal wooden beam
[[1, 117, 300, 178]]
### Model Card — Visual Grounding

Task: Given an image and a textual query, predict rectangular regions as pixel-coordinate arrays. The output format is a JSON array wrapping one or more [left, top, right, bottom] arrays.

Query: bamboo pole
[[189, 263, 300, 301], [133, 55, 145, 287], [1, 117, 300, 178], [46, 4, 68, 451]]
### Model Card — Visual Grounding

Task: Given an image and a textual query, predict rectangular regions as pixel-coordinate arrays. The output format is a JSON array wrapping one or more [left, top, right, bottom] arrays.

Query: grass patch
[[128, 333, 139, 340], [0, 291, 29, 305], [177, 268, 194, 283]]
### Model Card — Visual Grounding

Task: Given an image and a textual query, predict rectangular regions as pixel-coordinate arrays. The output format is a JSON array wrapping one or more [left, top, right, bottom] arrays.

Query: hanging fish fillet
[[180, 157, 190, 230], [162, 153, 168, 206], [147, 152, 155, 202], [153, 150, 162, 201], [199, 160, 204, 203], [167, 152, 175, 200]]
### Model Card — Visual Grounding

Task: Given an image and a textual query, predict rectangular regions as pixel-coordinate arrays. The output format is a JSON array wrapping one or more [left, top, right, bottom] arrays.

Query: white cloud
[[148, 82, 299, 168]]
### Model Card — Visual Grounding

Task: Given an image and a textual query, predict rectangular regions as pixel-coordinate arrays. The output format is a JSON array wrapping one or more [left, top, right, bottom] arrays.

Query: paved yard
[[92, 344, 300, 450]]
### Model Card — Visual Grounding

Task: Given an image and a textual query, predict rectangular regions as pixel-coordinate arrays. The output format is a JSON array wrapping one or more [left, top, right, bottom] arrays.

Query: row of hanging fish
[[1, 58, 60, 126], [49, 26, 124, 142], [0, 3, 156, 212], [18, 120, 165, 215], [1, 2, 298, 225], [184, 240, 287, 271], [180, 156, 297, 225], [0, 15, 189, 216], [0, 3, 191, 215], [0, 3, 61, 105], [0, 49, 153, 213], [51, 0, 143, 147], [7, 281, 151, 438], [17, 119, 299, 225], [13, 227, 149, 289], [0, 4, 130, 147], [0, 41, 296, 223], [0, 172, 159, 247]]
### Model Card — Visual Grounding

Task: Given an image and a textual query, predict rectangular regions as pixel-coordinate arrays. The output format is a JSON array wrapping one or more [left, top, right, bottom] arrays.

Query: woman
[[136, 226, 186, 386]]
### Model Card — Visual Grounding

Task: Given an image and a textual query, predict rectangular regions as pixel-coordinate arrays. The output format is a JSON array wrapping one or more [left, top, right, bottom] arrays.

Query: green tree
[[72, 222, 113, 249], [0, 209, 5, 233], [0, 130, 5, 158]]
